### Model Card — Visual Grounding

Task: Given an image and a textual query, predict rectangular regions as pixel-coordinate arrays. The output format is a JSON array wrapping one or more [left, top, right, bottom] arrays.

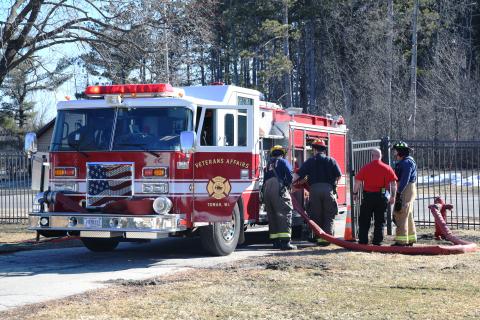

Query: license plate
[[84, 217, 102, 228]]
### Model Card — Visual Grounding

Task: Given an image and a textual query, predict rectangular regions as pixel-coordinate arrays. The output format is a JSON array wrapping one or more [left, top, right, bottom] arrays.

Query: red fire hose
[[291, 196, 477, 255]]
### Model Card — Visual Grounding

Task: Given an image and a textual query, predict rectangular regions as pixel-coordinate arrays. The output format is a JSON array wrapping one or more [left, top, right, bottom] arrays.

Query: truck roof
[[58, 84, 265, 110], [182, 85, 262, 104]]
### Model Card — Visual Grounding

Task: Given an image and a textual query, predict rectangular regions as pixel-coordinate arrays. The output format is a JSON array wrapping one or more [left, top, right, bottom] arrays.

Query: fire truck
[[25, 83, 348, 256]]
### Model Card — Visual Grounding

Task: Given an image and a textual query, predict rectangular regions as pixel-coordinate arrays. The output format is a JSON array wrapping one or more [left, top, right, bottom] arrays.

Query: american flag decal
[[86, 163, 133, 207]]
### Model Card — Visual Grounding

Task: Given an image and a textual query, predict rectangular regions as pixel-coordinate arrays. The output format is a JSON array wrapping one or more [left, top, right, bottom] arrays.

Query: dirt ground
[[0, 224, 33, 243], [1, 227, 479, 320], [0, 224, 83, 253]]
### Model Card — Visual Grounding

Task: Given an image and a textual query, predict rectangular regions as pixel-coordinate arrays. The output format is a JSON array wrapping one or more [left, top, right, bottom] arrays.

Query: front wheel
[[199, 203, 241, 256], [81, 237, 120, 252]]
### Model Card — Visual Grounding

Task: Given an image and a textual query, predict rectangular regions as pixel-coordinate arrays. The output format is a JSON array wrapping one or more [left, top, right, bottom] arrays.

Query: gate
[[348, 139, 393, 237], [0, 152, 35, 224], [350, 138, 480, 232]]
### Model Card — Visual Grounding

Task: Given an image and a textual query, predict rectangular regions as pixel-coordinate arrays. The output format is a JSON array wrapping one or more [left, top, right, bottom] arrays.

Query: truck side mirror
[[24, 132, 37, 155], [180, 131, 196, 154]]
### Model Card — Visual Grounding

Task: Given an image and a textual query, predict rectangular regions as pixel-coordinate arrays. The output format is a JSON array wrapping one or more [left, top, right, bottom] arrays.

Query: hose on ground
[[291, 196, 477, 255]]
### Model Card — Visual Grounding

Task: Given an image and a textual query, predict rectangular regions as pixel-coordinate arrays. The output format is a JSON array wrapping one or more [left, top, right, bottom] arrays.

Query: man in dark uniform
[[391, 141, 417, 246], [353, 148, 397, 245], [295, 139, 342, 246], [263, 145, 297, 250]]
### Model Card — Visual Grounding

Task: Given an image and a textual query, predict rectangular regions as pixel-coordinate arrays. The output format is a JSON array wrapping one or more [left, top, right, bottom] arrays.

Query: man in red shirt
[[353, 148, 397, 245]]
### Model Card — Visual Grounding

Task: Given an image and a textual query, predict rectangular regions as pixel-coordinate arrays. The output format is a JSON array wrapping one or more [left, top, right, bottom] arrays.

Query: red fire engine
[[26, 83, 348, 256]]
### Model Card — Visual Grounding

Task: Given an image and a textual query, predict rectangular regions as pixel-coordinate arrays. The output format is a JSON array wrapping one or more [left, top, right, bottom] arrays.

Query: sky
[[30, 38, 111, 126], [1, 1, 105, 127]]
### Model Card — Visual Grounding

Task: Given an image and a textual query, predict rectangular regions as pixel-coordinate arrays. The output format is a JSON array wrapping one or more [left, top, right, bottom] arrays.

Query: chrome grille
[[86, 162, 134, 208]]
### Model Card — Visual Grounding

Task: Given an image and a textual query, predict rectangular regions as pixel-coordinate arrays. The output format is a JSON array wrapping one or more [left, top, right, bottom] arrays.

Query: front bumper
[[29, 212, 188, 239]]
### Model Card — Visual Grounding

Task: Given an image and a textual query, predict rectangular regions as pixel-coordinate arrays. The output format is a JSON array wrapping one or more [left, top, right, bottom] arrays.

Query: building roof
[[36, 118, 55, 137]]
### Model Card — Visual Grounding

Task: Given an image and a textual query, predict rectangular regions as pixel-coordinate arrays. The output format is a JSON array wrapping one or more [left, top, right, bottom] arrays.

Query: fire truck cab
[[27, 83, 347, 256]]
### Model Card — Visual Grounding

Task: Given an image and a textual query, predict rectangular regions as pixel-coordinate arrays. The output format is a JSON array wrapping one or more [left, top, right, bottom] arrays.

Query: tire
[[199, 203, 241, 256], [81, 237, 120, 252]]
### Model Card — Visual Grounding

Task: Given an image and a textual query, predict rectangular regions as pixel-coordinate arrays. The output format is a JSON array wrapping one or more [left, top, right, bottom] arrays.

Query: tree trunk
[[233, 35, 239, 85], [283, 0, 293, 109], [200, 50, 206, 85], [252, 56, 257, 87], [186, 40, 191, 85], [386, 0, 394, 137], [304, 19, 316, 114], [410, 0, 419, 138]]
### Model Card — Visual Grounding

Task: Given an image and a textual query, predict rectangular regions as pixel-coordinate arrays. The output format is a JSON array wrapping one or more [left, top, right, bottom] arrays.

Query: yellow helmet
[[270, 145, 286, 156]]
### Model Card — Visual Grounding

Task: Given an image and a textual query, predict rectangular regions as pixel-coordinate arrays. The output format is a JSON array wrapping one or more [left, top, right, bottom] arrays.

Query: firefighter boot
[[279, 239, 297, 250], [272, 239, 281, 249]]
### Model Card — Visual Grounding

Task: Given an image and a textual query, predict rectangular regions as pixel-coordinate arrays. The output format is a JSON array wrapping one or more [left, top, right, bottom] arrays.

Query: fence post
[[348, 138, 356, 238], [40, 155, 47, 192], [380, 136, 393, 235]]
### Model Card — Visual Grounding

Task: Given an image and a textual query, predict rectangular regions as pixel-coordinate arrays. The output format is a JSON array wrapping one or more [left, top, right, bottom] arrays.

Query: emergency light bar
[[85, 83, 176, 98]]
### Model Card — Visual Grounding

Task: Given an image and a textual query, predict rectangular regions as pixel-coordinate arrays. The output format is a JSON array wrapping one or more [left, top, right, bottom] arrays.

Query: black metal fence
[[0, 152, 35, 224], [403, 140, 480, 229], [350, 137, 480, 232]]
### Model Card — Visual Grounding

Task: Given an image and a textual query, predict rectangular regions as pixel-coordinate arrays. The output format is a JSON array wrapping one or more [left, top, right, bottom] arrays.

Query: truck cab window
[[237, 96, 253, 105], [198, 107, 250, 148], [224, 114, 234, 146], [200, 109, 215, 146], [51, 108, 114, 151], [112, 107, 193, 151], [238, 111, 247, 146]]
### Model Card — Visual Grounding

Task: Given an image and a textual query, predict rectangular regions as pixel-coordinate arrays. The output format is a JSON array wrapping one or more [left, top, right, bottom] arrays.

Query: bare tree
[[0, 56, 71, 130], [282, 0, 292, 109], [0, 0, 142, 87], [386, 0, 394, 137], [409, 0, 419, 138], [77, 0, 216, 86]]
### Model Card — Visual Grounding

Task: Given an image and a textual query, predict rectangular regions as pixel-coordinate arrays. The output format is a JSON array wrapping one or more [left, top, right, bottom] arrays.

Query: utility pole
[[410, 0, 419, 138]]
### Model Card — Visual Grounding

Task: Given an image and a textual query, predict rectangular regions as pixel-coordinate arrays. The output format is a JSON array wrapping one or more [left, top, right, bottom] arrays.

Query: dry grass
[[2, 228, 480, 320], [0, 224, 34, 243]]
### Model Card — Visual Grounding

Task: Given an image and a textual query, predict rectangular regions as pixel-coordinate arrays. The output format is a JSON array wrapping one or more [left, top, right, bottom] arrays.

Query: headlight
[[68, 217, 78, 227], [142, 183, 168, 194], [153, 197, 172, 214], [39, 217, 49, 227], [109, 218, 119, 228]]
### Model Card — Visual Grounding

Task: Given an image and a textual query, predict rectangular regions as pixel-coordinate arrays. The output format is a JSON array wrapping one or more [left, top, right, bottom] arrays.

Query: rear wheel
[[81, 237, 120, 252], [199, 203, 241, 256]]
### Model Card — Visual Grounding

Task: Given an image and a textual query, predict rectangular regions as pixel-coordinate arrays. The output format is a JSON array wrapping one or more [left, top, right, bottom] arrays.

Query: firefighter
[[353, 148, 397, 245], [263, 145, 297, 250], [295, 139, 342, 246], [392, 141, 418, 246]]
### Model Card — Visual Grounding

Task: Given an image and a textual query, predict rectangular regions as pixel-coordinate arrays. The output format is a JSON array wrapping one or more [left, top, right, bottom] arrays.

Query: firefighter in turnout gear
[[295, 139, 342, 246], [392, 141, 418, 246], [263, 145, 297, 250]]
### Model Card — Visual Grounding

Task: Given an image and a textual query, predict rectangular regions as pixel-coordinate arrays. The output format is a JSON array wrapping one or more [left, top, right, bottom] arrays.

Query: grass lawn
[[1, 228, 479, 320], [0, 224, 35, 243]]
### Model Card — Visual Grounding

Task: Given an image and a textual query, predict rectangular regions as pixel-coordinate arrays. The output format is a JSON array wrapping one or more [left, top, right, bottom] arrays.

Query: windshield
[[112, 107, 193, 151], [51, 107, 193, 152], [51, 108, 115, 151]]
